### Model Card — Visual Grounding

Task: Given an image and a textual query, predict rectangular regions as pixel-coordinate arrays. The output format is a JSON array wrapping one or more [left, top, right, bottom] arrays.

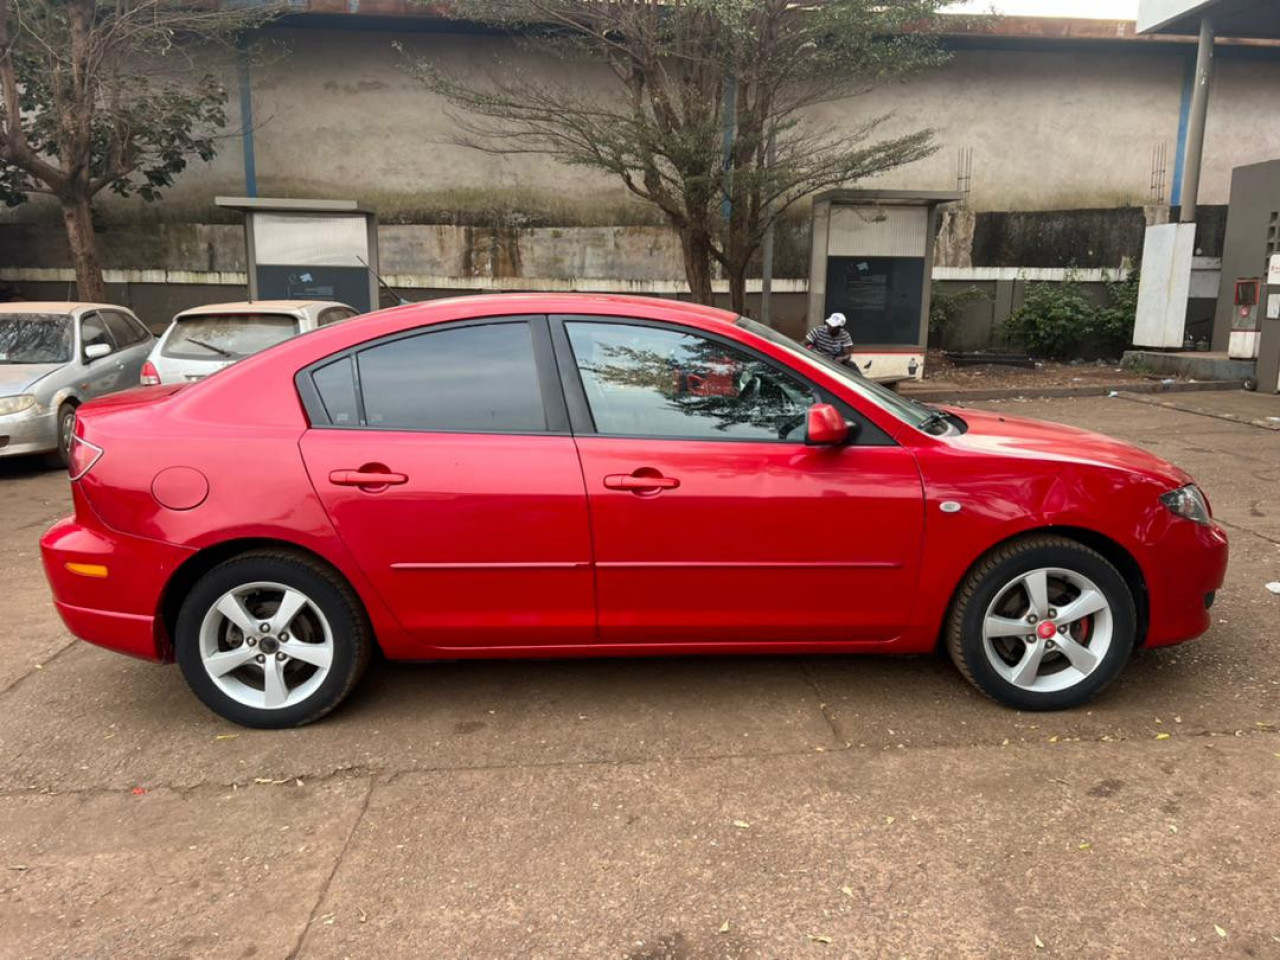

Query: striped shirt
[[804, 325, 854, 359]]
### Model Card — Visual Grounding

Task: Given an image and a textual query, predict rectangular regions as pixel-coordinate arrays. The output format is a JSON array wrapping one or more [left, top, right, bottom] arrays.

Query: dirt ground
[[902, 352, 1199, 395], [1, 391, 1279, 959]]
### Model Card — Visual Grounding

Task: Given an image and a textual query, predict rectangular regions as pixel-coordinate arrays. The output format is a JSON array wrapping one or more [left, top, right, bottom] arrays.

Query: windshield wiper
[[183, 337, 234, 358], [917, 410, 951, 435]]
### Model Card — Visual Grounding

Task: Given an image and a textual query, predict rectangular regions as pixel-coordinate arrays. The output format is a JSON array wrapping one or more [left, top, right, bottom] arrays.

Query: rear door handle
[[330, 469, 408, 487], [604, 473, 680, 491]]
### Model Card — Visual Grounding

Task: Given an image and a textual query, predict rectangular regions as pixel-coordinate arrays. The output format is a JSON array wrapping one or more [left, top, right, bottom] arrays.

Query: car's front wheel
[[175, 551, 372, 728], [44, 402, 77, 470], [946, 535, 1137, 710]]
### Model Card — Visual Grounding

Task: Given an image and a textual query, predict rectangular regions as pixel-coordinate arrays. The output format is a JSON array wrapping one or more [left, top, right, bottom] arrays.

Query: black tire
[[175, 550, 372, 728], [946, 535, 1137, 711], [43, 402, 76, 470]]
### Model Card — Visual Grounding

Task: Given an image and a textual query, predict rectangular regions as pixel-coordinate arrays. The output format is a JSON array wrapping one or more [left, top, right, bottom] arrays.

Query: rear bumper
[[1143, 520, 1229, 648], [41, 511, 194, 662]]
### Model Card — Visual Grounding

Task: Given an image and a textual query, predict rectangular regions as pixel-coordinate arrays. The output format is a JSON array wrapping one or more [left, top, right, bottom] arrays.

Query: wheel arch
[[157, 537, 378, 660], [939, 525, 1150, 651]]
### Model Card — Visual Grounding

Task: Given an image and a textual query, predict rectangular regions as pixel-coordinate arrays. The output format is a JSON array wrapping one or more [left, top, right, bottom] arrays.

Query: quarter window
[[565, 322, 816, 441], [311, 357, 360, 426], [353, 321, 546, 432], [318, 307, 357, 326]]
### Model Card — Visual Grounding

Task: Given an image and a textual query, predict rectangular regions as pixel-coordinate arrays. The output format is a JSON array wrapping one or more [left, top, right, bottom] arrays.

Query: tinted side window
[[565, 322, 816, 441], [101, 311, 146, 346], [311, 357, 360, 426], [356, 322, 546, 432], [80, 314, 115, 354]]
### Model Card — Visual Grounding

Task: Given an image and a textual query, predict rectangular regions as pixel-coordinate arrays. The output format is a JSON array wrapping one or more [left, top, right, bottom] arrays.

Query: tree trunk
[[727, 267, 747, 316], [678, 227, 715, 306], [60, 193, 106, 302]]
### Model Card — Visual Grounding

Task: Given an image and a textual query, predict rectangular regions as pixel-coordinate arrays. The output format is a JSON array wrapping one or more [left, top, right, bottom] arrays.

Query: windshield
[[0, 313, 73, 364], [735, 317, 938, 429], [163, 313, 299, 361]]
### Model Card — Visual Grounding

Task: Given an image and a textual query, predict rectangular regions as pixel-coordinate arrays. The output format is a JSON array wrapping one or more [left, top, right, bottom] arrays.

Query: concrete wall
[[6, 27, 1276, 228]]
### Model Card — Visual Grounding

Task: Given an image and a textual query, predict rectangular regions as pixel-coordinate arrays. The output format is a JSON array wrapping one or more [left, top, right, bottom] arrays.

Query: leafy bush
[[1003, 268, 1138, 360], [1096, 268, 1141, 355], [929, 284, 990, 347]]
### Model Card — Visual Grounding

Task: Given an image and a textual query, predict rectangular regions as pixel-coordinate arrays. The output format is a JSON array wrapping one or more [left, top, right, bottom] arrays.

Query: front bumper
[[41, 505, 195, 662], [1143, 519, 1229, 648], [0, 407, 57, 457]]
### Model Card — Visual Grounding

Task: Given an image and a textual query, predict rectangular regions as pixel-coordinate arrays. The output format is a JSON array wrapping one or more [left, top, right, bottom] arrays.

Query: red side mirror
[[805, 403, 848, 446]]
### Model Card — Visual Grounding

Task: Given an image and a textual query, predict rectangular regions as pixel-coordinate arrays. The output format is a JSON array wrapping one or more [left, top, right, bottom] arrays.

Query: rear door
[[555, 316, 925, 644], [297, 316, 596, 649], [99, 310, 154, 387]]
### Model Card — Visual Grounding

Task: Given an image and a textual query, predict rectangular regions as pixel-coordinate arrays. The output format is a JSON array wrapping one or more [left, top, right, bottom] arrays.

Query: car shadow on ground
[[0, 453, 58, 478]]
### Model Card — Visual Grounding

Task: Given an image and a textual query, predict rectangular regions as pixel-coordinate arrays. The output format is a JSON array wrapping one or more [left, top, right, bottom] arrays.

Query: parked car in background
[[141, 300, 358, 385], [42, 294, 1228, 728], [0, 302, 153, 466]]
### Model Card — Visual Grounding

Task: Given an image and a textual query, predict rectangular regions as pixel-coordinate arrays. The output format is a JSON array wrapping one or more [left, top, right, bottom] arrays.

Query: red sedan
[[40, 295, 1228, 727]]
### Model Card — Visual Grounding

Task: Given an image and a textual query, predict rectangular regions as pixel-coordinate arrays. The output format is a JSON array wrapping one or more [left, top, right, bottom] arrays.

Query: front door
[[298, 317, 595, 648], [556, 317, 924, 644], [78, 312, 127, 398]]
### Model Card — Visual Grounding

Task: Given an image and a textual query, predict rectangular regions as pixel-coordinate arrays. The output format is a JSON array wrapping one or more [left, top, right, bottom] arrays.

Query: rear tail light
[[140, 361, 161, 386], [68, 431, 103, 481]]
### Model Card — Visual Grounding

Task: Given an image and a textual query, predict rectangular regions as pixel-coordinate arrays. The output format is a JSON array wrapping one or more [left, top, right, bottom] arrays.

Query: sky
[[950, 0, 1140, 17]]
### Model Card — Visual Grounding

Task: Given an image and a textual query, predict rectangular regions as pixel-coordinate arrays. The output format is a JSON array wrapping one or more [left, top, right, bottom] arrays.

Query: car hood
[[0, 363, 63, 395], [945, 406, 1192, 487]]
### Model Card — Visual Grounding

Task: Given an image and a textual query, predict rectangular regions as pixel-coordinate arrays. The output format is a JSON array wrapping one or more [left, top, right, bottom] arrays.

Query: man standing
[[804, 312, 854, 362]]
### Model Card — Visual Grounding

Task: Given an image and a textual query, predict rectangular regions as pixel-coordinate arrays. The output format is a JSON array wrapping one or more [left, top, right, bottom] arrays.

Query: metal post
[[1179, 15, 1214, 224], [237, 38, 258, 198], [759, 128, 777, 326]]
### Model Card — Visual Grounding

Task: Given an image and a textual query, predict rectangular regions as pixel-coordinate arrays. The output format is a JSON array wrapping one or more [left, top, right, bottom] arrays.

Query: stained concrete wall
[[7, 27, 1277, 228], [64, 29, 1280, 222]]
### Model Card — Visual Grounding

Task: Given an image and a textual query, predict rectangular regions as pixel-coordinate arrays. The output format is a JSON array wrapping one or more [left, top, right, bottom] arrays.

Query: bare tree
[[0, 0, 280, 301], [405, 0, 958, 310]]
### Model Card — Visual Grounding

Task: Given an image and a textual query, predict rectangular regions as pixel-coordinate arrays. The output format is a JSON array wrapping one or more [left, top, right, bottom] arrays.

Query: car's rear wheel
[[44, 402, 76, 470], [946, 535, 1136, 710], [175, 551, 371, 728]]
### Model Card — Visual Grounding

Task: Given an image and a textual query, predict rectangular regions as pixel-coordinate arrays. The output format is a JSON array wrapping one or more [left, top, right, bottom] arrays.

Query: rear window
[[163, 313, 299, 360]]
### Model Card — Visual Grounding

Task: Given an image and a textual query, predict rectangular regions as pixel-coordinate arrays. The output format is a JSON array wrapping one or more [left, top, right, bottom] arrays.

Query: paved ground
[[2, 390, 1280, 959]]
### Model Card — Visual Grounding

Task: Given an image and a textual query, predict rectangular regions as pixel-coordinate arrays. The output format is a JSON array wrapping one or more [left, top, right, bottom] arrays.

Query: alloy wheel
[[980, 567, 1113, 694], [197, 581, 335, 710]]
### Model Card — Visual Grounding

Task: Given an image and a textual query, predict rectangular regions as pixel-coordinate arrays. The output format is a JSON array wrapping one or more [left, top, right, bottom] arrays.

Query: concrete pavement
[[1, 391, 1279, 958]]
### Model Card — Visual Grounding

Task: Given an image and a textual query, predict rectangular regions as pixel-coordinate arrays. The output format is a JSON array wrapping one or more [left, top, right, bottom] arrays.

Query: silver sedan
[[0, 302, 154, 466]]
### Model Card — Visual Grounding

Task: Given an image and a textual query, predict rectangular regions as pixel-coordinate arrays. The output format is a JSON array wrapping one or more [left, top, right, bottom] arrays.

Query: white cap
[[825, 312, 847, 328]]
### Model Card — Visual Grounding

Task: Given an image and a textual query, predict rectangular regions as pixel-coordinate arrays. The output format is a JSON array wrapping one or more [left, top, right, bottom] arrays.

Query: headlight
[[0, 394, 36, 416], [1160, 484, 1211, 524]]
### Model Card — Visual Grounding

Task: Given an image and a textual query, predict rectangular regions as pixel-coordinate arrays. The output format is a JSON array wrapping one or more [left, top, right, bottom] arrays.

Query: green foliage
[[1003, 268, 1139, 360], [0, 59, 227, 207], [0, 1, 277, 208], [1096, 267, 1141, 352], [929, 283, 989, 345]]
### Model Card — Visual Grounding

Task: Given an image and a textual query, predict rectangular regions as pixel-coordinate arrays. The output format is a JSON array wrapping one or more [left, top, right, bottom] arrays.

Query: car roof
[[377, 292, 739, 324], [174, 300, 351, 319], [0, 301, 131, 316]]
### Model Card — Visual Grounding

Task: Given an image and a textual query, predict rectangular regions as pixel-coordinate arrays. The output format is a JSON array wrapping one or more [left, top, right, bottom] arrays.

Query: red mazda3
[[40, 295, 1228, 727]]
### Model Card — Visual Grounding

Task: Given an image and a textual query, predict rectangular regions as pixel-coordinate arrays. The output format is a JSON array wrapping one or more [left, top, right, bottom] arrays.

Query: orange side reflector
[[65, 562, 108, 579]]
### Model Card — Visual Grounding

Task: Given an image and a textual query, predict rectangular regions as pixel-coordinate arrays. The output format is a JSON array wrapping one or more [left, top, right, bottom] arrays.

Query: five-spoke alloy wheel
[[176, 552, 371, 727], [947, 536, 1137, 710]]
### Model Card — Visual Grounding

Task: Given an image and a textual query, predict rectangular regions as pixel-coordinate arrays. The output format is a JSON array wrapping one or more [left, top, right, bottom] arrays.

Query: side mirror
[[83, 342, 112, 362], [805, 403, 850, 446]]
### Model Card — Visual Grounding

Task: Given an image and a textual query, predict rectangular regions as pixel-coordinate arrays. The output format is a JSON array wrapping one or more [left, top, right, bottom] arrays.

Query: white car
[[142, 300, 359, 385]]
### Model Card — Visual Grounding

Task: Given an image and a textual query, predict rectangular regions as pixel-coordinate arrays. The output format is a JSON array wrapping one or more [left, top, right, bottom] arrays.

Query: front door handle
[[330, 469, 408, 487], [604, 472, 680, 492]]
